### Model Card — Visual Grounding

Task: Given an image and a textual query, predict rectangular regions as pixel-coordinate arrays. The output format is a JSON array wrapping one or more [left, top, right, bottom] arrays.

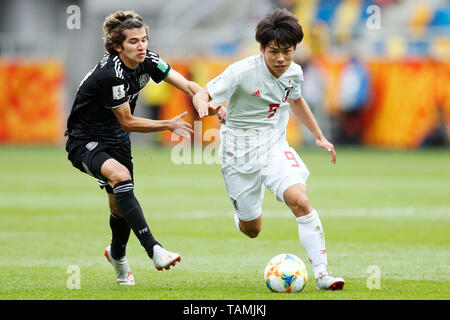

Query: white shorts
[[221, 146, 310, 221]]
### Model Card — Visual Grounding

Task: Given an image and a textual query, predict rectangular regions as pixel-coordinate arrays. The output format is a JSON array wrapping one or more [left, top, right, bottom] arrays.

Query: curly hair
[[103, 10, 149, 54], [255, 8, 303, 49]]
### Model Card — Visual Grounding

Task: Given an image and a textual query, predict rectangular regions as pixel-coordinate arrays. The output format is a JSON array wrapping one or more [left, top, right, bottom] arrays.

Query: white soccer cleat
[[152, 244, 181, 271], [104, 245, 135, 285], [315, 272, 345, 290]]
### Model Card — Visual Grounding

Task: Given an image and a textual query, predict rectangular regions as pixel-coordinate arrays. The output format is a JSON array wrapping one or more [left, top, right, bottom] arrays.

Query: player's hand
[[196, 101, 209, 118], [169, 111, 193, 138], [207, 100, 223, 116], [217, 106, 226, 124], [207, 100, 226, 123], [315, 136, 336, 164], [197, 101, 223, 118]]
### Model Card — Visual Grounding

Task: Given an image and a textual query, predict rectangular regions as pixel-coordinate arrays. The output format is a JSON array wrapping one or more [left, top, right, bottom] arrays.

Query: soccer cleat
[[315, 272, 345, 290], [152, 244, 181, 271], [104, 245, 135, 285]]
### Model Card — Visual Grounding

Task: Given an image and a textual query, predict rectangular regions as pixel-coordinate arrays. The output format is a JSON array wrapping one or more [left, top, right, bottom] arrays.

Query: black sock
[[113, 180, 160, 258], [109, 213, 131, 260]]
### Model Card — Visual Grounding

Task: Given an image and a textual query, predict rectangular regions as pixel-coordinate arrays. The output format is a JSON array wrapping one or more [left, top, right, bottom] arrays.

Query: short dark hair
[[255, 8, 303, 49], [103, 10, 149, 54]]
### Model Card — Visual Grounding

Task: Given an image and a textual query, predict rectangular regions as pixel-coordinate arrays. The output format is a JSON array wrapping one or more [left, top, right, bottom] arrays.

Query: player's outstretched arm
[[288, 96, 336, 164], [164, 69, 201, 98], [112, 102, 193, 137], [164, 70, 226, 123]]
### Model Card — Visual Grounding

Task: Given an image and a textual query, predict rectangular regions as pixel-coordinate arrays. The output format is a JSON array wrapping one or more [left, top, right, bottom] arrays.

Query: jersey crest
[[282, 85, 294, 102], [139, 73, 150, 88]]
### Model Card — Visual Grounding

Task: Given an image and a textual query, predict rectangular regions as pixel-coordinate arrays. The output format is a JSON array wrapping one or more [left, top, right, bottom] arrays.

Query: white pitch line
[[0, 192, 449, 220], [147, 206, 450, 219]]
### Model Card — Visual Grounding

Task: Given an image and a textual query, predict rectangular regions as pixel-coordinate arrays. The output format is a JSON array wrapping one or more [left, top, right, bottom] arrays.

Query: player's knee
[[246, 229, 260, 238], [288, 194, 312, 216], [108, 169, 132, 186], [242, 224, 261, 238]]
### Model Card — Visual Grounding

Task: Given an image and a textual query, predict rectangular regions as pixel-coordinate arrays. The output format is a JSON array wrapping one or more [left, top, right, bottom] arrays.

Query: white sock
[[296, 209, 328, 279]]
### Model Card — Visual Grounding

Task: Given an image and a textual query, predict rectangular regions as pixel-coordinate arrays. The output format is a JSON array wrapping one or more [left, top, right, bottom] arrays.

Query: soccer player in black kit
[[65, 10, 224, 285]]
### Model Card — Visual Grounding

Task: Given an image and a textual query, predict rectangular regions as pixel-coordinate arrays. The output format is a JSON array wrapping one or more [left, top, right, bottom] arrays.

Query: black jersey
[[65, 50, 171, 145]]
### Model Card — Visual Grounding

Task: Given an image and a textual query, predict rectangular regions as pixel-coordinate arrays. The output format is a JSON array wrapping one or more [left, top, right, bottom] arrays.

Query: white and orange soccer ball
[[264, 253, 308, 293]]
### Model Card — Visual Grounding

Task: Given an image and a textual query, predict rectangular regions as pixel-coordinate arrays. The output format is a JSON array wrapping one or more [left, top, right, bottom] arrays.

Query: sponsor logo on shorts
[[86, 141, 98, 151]]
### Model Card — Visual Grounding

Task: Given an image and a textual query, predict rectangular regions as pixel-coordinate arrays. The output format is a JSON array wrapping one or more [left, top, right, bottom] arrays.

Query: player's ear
[[113, 44, 123, 53], [259, 44, 265, 54]]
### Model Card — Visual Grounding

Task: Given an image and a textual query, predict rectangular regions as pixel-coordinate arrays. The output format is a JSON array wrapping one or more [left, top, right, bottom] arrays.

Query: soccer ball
[[264, 253, 308, 293]]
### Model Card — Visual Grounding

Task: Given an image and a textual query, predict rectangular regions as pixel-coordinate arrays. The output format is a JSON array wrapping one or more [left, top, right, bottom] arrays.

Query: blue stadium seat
[[316, 0, 341, 26]]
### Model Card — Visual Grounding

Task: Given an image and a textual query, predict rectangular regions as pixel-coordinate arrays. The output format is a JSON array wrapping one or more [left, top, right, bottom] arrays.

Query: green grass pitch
[[0, 145, 448, 300]]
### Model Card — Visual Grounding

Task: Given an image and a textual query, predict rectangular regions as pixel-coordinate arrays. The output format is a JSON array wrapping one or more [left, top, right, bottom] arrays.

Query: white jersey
[[207, 54, 304, 173]]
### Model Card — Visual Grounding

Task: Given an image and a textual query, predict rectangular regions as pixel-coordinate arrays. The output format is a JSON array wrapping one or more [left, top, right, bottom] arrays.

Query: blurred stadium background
[[1, 0, 449, 149]]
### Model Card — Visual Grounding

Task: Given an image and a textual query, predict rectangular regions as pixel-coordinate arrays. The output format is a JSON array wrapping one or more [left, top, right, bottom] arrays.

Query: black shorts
[[66, 138, 134, 193]]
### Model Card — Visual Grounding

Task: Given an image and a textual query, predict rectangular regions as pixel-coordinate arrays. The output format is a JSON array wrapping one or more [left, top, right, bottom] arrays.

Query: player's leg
[[103, 190, 135, 285], [101, 157, 160, 258], [222, 164, 265, 238], [90, 157, 134, 285], [67, 141, 135, 283], [106, 191, 131, 260], [101, 158, 181, 270], [265, 146, 344, 290], [283, 184, 345, 290], [283, 185, 328, 275], [235, 215, 262, 239]]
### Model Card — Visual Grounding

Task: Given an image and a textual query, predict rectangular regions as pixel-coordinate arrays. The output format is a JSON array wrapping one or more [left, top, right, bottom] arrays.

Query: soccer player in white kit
[[193, 8, 344, 290]]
